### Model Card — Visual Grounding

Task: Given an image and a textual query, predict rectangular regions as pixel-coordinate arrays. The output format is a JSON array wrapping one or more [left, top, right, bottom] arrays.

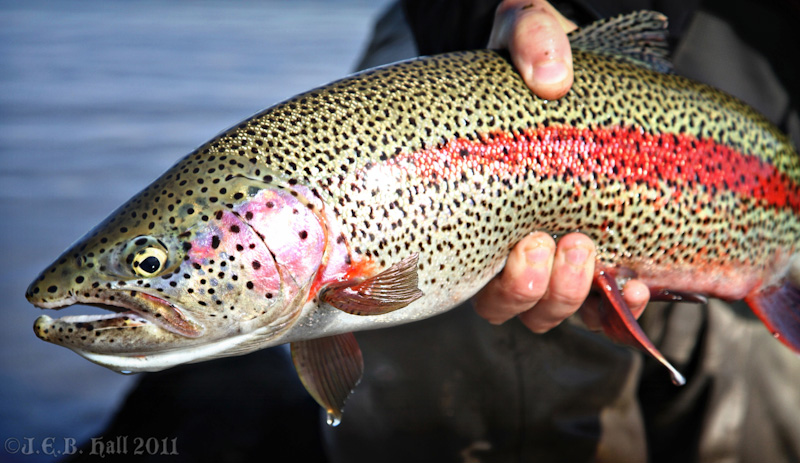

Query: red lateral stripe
[[394, 125, 800, 213]]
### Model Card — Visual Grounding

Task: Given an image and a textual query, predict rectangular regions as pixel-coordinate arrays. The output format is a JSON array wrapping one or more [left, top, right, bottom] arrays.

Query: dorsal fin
[[568, 10, 672, 73]]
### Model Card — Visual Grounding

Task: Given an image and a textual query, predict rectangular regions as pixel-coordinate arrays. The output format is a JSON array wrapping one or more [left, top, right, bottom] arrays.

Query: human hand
[[474, 0, 651, 333], [488, 0, 576, 99]]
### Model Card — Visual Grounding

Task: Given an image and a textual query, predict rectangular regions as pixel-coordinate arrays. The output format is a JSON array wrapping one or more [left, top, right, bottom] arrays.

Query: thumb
[[488, 0, 576, 100]]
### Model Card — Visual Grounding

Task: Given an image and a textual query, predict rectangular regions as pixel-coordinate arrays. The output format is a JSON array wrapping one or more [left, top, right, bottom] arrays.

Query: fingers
[[474, 230, 652, 334], [621, 279, 650, 319], [473, 232, 596, 333], [488, 0, 576, 100], [517, 233, 595, 332], [474, 232, 556, 324]]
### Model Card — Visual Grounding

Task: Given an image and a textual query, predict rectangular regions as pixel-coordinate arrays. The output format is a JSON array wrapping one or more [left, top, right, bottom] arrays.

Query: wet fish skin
[[25, 11, 800, 419]]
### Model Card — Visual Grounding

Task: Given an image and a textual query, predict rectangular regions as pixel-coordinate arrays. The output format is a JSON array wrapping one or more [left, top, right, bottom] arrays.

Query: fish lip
[[31, 290, 204, 338]]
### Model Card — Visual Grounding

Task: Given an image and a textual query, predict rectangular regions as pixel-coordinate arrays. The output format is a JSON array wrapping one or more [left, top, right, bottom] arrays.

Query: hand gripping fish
[[25, 12, 800, 425]]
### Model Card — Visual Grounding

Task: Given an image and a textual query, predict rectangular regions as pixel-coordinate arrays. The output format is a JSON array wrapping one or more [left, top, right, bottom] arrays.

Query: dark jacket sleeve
[[401, 0, 701, 55]]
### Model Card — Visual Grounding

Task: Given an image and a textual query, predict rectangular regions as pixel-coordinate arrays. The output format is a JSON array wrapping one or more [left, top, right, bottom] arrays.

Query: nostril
[[25, 280, 41, 300]]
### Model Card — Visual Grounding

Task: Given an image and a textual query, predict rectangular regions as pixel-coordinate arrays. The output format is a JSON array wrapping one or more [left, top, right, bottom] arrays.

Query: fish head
[[26, 165, 328, 372]]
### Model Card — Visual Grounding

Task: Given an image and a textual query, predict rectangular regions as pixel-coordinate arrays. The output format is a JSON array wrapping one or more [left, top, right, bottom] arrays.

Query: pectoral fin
[[320, 254, 424, 316], [745, 279, 800, 353], [594, 270, 686, 386], [290, 332, 364, 426]]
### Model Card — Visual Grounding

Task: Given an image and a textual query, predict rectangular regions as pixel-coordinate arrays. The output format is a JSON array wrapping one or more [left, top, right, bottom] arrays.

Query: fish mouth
[[32, 290, 204, 340], [31, 290, 285, 374]]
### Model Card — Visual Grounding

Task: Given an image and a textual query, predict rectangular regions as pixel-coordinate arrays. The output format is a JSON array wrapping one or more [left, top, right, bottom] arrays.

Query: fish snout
[[25, 262, 82, 309], [26, 242, 107, 308]]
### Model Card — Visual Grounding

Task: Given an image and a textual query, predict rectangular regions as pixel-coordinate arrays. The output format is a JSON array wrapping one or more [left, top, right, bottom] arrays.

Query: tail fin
[[745, 279, 800, 353]]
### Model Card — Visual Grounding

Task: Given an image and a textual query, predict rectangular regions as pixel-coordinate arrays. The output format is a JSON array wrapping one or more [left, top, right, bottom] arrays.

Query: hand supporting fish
[[26, 10, 800, 425], [478, 0, 651, 334]]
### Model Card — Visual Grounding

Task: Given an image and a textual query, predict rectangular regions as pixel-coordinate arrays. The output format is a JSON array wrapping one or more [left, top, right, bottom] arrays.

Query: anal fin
[[594, 271, 686, 386], [320, 253, 424, 316], [291, 332, 364, 426], [745, 279, 800, 353]]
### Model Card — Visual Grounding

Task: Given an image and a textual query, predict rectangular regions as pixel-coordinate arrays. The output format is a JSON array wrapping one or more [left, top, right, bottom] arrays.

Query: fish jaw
[[33, 312, 292, 373], [29, 289, 297, 373], [29, 288, 203, 372], [30, 286, 203, 337]]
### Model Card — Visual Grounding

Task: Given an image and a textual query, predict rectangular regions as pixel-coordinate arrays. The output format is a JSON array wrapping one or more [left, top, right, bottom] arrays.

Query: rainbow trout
[[25, 12, 800, 424]]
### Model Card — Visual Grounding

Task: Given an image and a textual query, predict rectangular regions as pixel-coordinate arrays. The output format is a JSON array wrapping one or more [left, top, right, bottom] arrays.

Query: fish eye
[[132, 247, 168, 277]]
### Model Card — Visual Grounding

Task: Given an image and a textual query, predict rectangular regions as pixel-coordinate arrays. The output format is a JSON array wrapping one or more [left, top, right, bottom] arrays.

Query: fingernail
[[517, 244, 552, 292], [532, 59, 568, 85], [525, 246, 551, 267], [564, 246, 589, 267]]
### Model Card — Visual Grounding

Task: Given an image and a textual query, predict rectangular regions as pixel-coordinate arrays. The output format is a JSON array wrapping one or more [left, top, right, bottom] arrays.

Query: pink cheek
[[234, 189, 326, 286], [187, 211, 282, 296], [188, 229, 221, 262]]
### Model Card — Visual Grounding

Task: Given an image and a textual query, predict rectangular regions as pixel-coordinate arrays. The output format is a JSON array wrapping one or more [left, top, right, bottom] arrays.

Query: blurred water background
[[0, 1, 391, 461]]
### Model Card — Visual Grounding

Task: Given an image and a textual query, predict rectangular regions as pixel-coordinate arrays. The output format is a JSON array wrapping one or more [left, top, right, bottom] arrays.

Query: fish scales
[[204, 49, 798, 303], [25, 13, 800, 419]]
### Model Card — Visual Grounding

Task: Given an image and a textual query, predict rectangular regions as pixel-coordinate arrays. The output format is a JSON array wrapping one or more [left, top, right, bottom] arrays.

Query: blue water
[[0, 1, 390, 461]]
